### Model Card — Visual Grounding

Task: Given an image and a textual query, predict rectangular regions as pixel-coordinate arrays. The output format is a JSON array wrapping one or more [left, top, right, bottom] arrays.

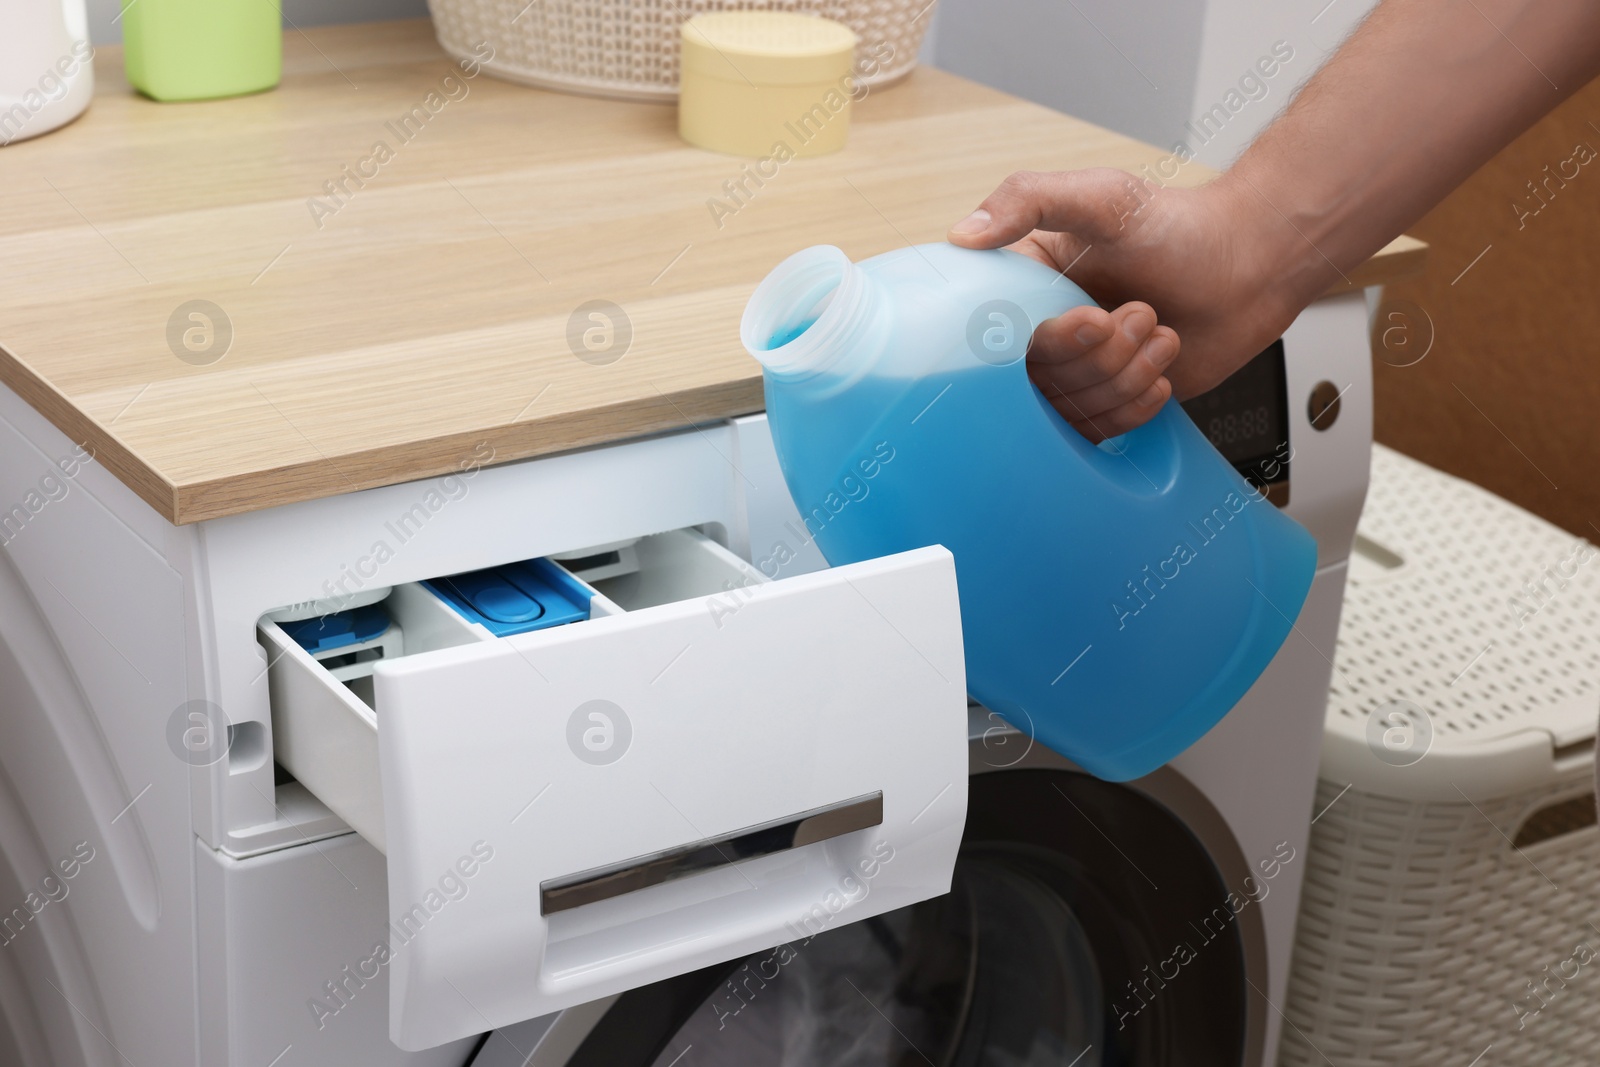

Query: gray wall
[[926, 0, 1380, 169], [87, 0, 428, 45], [927, 0, 1208, 154]]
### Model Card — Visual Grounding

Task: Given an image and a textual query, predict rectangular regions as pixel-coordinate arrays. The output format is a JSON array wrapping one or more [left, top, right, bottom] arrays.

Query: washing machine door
[[474, 768, 1248, 1067]]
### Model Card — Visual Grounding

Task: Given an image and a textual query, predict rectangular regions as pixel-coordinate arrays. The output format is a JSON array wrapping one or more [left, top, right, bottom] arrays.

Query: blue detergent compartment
[[280, 603, 392, 654], [741, 243, 1318, 782], [425, 557, 595, 637]]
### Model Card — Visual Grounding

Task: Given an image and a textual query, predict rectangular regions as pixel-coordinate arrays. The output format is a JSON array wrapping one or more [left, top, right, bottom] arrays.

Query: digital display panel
[[1179, 340, 1289, 491]]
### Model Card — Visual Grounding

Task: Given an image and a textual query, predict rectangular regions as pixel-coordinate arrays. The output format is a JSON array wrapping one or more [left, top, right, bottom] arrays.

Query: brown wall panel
[[1374, 77, 1600, 540]]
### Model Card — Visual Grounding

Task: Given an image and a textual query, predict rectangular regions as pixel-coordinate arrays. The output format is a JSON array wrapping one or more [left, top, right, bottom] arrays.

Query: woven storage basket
[[1280, 444, 1600, 1067], [428, 1, 934, 101]]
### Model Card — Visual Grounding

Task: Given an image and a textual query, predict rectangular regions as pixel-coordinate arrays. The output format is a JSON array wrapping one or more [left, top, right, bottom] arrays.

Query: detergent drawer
[[259, 529, 967, 1051]]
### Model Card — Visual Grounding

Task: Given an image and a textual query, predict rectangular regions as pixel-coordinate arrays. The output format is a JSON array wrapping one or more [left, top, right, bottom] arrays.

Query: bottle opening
[[741, 245, 867, 377]]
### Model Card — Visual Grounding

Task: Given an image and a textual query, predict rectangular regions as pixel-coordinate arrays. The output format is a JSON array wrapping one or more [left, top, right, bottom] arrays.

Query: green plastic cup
[[121, 0, 282, 101]]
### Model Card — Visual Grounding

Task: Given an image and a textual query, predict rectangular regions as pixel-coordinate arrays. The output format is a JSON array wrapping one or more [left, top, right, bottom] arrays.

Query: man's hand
[[949, 168, 1296, 441]]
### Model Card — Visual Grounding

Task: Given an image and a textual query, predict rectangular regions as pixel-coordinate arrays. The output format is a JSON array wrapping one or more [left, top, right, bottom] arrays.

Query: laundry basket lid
[[1321, 445, 1600, 801]]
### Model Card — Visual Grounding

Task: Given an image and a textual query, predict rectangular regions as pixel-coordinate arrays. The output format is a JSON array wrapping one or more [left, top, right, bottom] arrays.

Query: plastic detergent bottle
[[741, 243, 1317, 781]]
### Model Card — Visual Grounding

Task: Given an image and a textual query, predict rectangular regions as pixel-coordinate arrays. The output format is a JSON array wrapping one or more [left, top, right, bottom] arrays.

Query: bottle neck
[[741, 245, 880, 381]]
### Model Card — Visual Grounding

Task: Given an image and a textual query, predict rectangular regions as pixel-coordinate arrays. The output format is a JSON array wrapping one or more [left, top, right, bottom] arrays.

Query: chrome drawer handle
[[539, 791, 884, 915]]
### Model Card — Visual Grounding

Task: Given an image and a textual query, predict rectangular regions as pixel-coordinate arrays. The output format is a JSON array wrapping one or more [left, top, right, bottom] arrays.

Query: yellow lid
[[681, 11, 858, 87]]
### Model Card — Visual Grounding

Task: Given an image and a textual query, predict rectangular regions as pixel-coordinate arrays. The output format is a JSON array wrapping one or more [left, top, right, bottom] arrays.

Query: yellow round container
[[679, 12, 859, 158]]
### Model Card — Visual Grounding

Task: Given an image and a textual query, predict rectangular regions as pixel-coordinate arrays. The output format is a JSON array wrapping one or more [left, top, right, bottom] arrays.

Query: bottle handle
[[1046, 390, 1188, 494], [1018, 288, 1189, 495]]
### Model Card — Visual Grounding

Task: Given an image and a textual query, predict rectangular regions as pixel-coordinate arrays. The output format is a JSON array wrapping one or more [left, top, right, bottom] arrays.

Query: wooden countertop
[[0, 21, 1426, 525]]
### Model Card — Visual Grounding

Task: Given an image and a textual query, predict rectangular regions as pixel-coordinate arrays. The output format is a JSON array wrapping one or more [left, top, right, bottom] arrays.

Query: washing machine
[[464, 721, 1275, 1066], [463, 290, 1376, 1067], [0, 290, 1370, 1067]]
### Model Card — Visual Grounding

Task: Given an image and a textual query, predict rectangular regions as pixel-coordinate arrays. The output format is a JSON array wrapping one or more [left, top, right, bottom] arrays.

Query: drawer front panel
[[373, 546, 967, 1049]]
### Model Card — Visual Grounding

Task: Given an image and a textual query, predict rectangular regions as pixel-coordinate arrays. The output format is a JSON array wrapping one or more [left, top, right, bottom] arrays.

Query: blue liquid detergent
[[741, 243, 1316, 781]]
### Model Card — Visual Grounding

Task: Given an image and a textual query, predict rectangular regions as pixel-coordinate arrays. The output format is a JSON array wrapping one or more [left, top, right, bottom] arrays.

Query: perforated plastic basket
[[1280, 445, 1600, 1066], [428, 0, 934, 101]]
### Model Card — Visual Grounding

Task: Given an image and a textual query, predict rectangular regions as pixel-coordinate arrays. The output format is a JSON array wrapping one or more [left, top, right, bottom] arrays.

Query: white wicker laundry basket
[[428, 0, 934, 101], [1280, 445, 1600, 1066]]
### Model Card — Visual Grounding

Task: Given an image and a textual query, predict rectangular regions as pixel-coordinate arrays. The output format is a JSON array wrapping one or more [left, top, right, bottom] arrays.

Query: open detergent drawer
[[259, 528, 968, 1050]]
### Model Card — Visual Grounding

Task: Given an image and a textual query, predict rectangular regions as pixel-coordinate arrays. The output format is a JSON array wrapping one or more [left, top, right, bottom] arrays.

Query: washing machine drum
[[561, 770, 1247, 1066]]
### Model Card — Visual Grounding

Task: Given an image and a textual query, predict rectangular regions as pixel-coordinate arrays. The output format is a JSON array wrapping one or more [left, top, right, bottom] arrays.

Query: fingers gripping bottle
[[741, 244, 1317, 781]]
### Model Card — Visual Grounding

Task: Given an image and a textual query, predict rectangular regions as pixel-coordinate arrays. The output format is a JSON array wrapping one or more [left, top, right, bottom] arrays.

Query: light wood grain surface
[[0, 20, 1426, 525]]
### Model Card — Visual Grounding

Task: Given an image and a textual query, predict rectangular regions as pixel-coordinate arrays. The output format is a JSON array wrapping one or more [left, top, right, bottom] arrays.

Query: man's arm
[[949, 0, 1600, 438], [1227, 0, 1600, 311]]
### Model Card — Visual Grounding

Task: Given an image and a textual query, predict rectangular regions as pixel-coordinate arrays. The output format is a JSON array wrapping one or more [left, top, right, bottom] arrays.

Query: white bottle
[[1, 0, 94, 147]]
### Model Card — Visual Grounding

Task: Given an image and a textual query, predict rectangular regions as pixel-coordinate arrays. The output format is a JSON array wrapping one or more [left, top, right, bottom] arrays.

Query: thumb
[[948, 168, 1144, 250]]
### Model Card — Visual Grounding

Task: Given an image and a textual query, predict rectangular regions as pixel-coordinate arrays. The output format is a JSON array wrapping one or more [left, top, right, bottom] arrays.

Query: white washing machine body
[[0, 290, 1371, 1067]]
